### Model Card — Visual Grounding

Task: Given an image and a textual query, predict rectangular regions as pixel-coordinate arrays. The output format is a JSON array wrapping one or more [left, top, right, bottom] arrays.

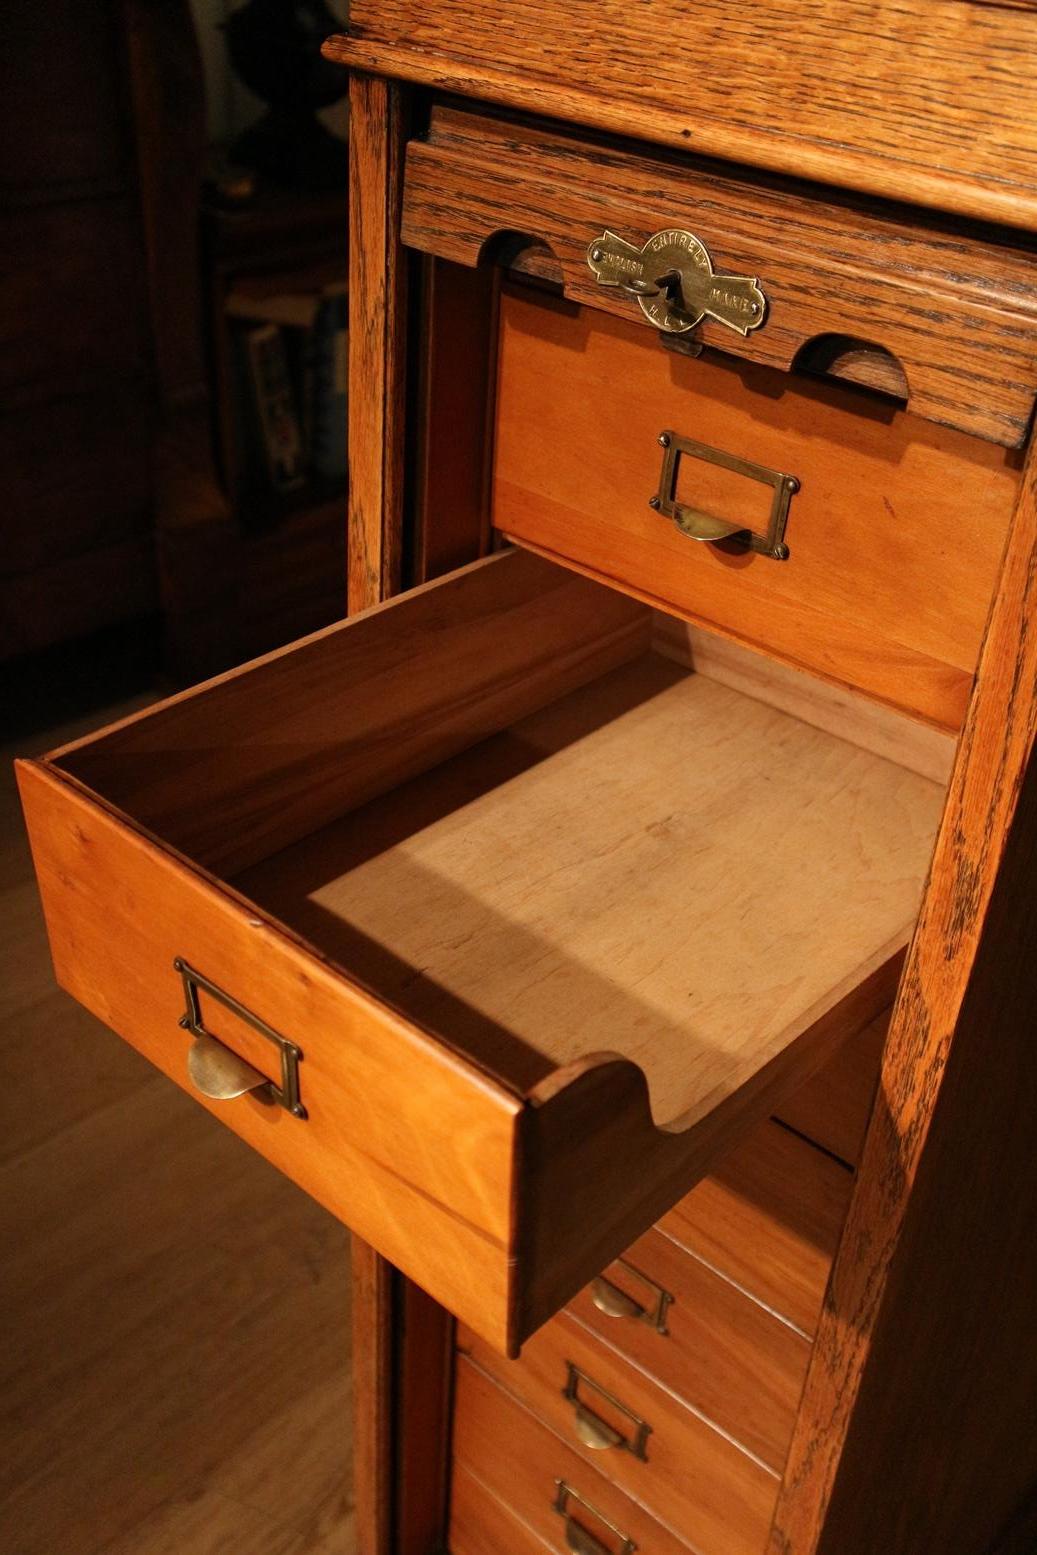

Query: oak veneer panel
[[567, 1225, 810, 1471], [461, 1311, 779, 1555], [404, 107, 1037, 447], [659, 1120, 854, 1338], [451, 1359, 696, 1555], [494, 290, 1017, 731], [237, 652, 943, 1129], [326, 2, 1037, 229]]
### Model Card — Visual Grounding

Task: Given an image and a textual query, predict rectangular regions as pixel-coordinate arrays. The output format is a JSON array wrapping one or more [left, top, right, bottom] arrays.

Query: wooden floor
[[1, 696, 354, 1554]]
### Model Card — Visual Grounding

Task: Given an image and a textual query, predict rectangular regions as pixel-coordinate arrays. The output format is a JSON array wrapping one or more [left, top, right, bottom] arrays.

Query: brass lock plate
[[587, 228, 767, 338]]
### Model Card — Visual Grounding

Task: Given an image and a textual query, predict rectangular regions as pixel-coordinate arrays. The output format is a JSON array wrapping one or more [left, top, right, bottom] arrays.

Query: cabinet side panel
[[772, 444, 1037, 1553]]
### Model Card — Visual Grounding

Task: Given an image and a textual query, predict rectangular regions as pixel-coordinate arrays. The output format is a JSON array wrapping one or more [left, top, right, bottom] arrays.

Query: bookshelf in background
[[178, 179, 349, 675]]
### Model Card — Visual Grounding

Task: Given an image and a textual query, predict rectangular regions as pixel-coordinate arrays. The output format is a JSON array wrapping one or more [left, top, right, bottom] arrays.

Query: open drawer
[[17, 549, 947, 1353]]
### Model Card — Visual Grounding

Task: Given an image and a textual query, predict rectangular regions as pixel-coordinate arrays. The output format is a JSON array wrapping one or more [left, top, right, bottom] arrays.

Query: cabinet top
[[325, 0, 1037, 231]]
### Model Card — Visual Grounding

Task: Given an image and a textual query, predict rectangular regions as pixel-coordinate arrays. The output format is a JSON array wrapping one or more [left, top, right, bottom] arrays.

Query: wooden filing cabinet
[[16, 3, 1037, 1553]]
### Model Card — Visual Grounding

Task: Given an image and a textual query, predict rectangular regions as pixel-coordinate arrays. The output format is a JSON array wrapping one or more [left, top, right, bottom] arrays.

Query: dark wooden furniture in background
[[2, 0, 349, 683]]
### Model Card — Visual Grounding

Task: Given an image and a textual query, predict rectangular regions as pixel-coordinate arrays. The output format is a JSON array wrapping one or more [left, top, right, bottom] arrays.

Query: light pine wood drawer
[[567, 1223, 809, 1473], [20, 548, 939, 1354], [459, 1311, 779, 1555], [492, 286, 1018, 733], [451, 1358, 697, 1555]]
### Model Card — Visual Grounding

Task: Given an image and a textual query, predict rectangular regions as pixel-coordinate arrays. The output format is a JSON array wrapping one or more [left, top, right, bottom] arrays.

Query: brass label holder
[[591, 1257, 674, 1335], [651, 430, 798, 560], [174, 957, 306, 1119], [587, 228, 767, 338], [553, 1481, 637, 1555], [562, 1362, 652, 1461]]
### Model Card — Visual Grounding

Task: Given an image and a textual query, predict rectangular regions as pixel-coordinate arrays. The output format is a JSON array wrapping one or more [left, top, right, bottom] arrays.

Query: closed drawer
[[19, 549, 938, 1353], [658, 1120, 854, 1337], [452, 1357, 697, 1555], [567, 1224, 809, 1472], [459, 1311, 778, 1555], [493, 286, 1017, 732]]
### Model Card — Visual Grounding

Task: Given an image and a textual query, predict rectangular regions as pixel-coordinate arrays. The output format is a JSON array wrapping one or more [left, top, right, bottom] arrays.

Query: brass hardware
[[587, 228, 767, 339], [553, 1481, 637, 1555], [591, 1258, 673, 1335], [562, 1363, 651, 1461], [174, 958, 306, 1119], [653, 429, 798, 560]]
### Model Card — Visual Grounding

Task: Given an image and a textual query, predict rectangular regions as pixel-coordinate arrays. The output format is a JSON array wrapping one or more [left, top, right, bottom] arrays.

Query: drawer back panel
[[492, 286, 1019, 730]]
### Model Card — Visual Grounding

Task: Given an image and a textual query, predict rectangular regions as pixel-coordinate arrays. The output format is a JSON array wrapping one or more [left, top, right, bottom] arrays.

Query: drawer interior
[[37, 547, 951, 1343], [52, 548, 945, 1133]]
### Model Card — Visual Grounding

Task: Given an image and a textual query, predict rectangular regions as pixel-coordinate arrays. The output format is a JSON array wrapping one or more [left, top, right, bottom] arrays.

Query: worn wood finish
[[325, 3, 1037, 230], [348, 73, 408, 609], [461, 1313, 779, 1555], [495, 288, 1018, 730], [451, 1359, 696, 1555], [403, 107, 1037, 447], [772, 1010, 887, 1170], [659, 1120, 854, 1340], [238, 652, 939, 1129], [567, 1225, 810, 1472], [770, 413, 1037, 1555], [653, 619, 956, 787], [19, 546, 936, 1355]]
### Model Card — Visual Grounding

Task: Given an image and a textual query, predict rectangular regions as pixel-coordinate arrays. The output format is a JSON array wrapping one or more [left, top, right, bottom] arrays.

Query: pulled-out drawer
[[19, 549, 943, 1353]]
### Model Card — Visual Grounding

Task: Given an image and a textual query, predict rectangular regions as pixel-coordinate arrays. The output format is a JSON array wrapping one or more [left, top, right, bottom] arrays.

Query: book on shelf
[[227, 278, 348, 523]]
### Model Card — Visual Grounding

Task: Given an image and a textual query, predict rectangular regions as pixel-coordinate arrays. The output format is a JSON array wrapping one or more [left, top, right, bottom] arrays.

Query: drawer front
[[452, 1358, 698, 1555], [493, 286, 1017, 731], [658, 1120, 853, 1337], [459, 1312, 778, 1555], [567, 1226, 809, 1472]]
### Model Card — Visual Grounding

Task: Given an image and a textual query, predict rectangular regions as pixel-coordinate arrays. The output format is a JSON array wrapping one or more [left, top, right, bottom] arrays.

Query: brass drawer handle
[[591, 1259, 673, 1335], [650, 429, 798, 561], [587, 227, 767, 340], [174, 958, 306, 1119], [562, 1363, 651, 1461], [553, 1481, 637, 1555]]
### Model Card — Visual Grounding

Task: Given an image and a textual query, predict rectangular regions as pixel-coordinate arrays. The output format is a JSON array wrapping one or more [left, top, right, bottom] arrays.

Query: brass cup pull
[[174, 958, 306, 1119], [562, 1363, 651, 1461], [651, 430, 798, 561], [553, 1481, 637, 1555], [590, 1259, 673, 1334], [187, 1033, 266, 1100], [574, 1404, 624, 1452]]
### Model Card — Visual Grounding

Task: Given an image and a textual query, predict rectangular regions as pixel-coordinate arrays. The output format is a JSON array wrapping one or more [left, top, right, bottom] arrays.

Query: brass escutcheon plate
[[587, 228, 767, 338]]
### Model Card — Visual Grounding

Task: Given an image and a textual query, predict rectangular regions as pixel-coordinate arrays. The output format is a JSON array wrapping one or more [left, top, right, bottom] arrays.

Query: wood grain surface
[[325, 1, 1037, 229], [494, 288, 1018, 731], [403, 107, 1037, 447], [659, 1120, 854, 1340], [451, 1358, 698, 1555], [347, 74, 408, 610], [771, 1010, 887, 1169], [771, 440, 1037, 1553], [461, 1310, 779, 1555], [566, 1224, 811, 1471]]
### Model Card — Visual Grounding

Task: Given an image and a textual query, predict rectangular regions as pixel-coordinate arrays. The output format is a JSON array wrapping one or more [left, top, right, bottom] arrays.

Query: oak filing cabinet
[[17, 4, 1037, 1553]]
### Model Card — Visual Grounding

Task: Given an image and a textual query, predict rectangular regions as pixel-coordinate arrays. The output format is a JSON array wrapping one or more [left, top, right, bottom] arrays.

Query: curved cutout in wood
[[478, 228, 565, 288], [795, 334, 910, 403]]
